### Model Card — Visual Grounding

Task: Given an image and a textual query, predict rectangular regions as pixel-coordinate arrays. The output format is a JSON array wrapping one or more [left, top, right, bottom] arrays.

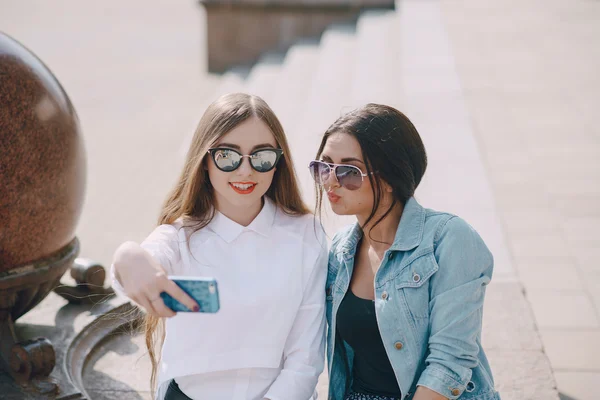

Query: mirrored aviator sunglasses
[[208, 148, 283, 173], [308, 160, 370, 191]]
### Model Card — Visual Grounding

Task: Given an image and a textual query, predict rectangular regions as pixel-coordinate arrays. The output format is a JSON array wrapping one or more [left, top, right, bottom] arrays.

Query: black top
[[336, 289, 402, 397]]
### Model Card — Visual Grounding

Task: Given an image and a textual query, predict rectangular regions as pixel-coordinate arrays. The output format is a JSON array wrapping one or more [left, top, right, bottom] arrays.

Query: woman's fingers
[[137, 296, 160, 317], [130, 284, 175, 318], [149, 296, 176, 318], [126, 272, 199, 316], [159, 276, 200, 312]]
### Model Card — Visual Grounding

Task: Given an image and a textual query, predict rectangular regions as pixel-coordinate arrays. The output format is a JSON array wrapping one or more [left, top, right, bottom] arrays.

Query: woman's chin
[[328, 202, 350, 216]]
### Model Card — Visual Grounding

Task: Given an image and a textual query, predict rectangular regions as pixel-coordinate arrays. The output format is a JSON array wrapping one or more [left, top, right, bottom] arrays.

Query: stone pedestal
[[200, 0, 395, 72], [0, 32, 116, 398]]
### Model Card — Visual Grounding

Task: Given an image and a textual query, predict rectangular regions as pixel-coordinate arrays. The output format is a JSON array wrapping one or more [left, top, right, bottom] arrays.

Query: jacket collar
[[338, 197, 426, 257]]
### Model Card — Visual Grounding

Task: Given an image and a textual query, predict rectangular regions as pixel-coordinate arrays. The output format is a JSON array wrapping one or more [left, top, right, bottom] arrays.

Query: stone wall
[[200, 0, 395, 72]]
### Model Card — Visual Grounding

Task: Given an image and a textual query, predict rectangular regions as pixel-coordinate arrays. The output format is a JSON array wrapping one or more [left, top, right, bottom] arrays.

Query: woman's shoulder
[[422, 211, 493, 276], [274, 209, 320, 235], [143, 217, 208, 245], [144, 221, 180, 241], [420, 207, 483, 244], [421, 209, 485, 247]]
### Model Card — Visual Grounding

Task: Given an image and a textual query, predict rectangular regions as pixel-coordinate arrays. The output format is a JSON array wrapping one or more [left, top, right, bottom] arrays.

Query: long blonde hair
[[145, 93, 309, 394]]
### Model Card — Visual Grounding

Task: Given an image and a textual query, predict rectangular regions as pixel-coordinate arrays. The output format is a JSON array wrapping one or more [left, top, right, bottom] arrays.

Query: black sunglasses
[[208, 148, 283, 173], [308, 160, 373, 191]]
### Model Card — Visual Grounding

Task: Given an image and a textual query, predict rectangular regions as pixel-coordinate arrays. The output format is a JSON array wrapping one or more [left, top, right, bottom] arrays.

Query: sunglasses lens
[[251, 150, 279, 172], [309, 161, 331, 184], [212, 149, 241, 171], [336, 165, 363, 190]]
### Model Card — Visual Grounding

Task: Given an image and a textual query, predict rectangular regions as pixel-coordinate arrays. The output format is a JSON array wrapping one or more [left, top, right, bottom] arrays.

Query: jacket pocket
[[395, 250, 439, 319]]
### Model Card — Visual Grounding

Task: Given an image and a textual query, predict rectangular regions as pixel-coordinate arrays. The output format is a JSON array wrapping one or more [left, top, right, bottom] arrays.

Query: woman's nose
[[236, 156, 253, 176], [323, 168, 339, 189]]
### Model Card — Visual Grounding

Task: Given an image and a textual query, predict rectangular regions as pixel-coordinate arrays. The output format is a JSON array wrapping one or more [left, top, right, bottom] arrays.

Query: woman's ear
[[382, 180, 393, 193]]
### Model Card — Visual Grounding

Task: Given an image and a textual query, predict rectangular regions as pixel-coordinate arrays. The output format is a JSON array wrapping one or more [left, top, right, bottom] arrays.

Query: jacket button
[[412, 272, 421, 283], [381, 291, 388, 300], [466, 381, 476, 392], [394, 341, 403, 350], [451, 388, 461, 396]]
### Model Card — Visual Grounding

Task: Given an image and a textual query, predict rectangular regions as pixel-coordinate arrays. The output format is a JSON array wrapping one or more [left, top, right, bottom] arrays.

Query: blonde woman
[[111, 93, 327, 400]]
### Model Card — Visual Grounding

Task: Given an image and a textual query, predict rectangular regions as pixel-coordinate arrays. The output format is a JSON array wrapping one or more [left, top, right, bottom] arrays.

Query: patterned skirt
[[345, 392, 402, 400]]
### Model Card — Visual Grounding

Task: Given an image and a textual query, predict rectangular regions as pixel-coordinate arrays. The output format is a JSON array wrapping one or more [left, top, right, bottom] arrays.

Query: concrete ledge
[[199, 0, 394, 72]]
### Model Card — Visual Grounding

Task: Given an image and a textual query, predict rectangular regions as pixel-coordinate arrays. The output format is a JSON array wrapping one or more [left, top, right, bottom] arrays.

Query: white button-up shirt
[[111, 198, 327, 400]]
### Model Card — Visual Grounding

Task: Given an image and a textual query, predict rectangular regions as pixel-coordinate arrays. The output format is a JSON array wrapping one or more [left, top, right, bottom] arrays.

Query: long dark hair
[[314, 103, 427, 233]]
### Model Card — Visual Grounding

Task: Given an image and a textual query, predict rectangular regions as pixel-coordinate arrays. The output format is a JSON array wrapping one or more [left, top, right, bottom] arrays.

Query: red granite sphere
[[0, 32, 86, 271]]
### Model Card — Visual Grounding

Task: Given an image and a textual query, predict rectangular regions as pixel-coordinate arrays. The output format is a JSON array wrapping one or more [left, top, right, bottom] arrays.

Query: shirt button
[[381, 291, 388, 300], [451, 388, 461, 396], [394, 341, 403, 350]]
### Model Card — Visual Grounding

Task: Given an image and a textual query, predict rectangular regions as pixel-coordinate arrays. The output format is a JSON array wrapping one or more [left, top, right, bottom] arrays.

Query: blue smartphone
[[160, 276, 220, 313]]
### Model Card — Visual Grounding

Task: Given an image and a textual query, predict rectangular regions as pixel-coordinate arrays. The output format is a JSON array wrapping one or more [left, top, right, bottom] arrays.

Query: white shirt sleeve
[[264, 225, 328, 400], [139, 224, 182, 274], [110, 224, 182, 298]]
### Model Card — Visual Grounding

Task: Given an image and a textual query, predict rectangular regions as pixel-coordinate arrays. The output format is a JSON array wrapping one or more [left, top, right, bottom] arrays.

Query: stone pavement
[[1, 0, 598, 399]]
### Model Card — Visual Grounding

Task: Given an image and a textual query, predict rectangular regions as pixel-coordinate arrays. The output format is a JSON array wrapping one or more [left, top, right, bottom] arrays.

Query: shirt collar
[[207, 197, 276, 243], [339, 196, 425, 256]]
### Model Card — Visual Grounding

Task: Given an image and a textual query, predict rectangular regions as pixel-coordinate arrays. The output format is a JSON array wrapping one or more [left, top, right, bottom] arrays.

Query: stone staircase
[[183, 0, 560, 398], [182, 1, 511, 263]]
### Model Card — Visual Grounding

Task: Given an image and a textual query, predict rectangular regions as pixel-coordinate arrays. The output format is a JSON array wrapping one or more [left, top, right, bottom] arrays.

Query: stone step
[[245, 52, 286, 103], [293, 24, 359, 233], [350, 8, 400, 107], [214, 66, 250, 96], [179, 66, 249, 155], [267, 38, 320, 136], [392, 2, 556, 398], [396, 0, 515, 281]]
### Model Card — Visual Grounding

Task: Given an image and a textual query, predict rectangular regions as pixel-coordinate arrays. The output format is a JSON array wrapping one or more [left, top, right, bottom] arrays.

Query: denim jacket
[[325, 197, 501, 400]]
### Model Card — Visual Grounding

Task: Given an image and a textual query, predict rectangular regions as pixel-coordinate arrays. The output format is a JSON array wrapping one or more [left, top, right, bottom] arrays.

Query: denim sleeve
[[417, 216, 493, 399]]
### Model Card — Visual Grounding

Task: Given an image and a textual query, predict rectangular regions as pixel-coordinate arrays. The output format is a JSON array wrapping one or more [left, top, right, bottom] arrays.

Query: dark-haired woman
[[309, 104, 500, 400]]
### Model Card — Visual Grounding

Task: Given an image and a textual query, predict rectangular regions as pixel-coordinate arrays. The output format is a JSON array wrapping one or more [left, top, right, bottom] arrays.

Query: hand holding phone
[[112, 243, 200, 318], [160, 276, 220, 313]]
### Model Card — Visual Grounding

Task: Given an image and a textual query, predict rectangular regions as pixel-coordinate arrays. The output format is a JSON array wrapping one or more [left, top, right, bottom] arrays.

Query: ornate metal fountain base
[[54, 258, 115, 305], [0, 238, 127, 399], [0, 297, 141, 400], [0, 239, 79, 396]]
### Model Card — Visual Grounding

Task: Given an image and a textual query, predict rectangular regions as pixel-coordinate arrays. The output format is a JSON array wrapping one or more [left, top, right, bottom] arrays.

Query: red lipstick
[[327, 191, 341, 203], [230, 182, 257, 195]]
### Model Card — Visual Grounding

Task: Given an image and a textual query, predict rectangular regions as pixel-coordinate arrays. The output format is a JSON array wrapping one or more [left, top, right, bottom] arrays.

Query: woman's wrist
[[112, 242, 155, 285]]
